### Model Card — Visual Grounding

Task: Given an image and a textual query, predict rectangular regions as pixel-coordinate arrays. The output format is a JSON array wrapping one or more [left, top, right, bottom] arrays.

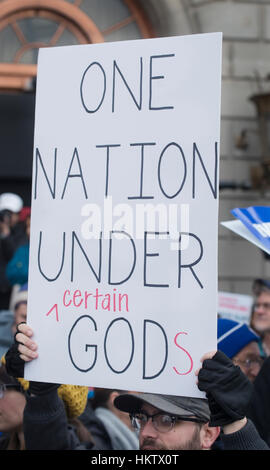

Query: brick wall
[[141, 0, 270, 296], [195, 0, 270, 295]]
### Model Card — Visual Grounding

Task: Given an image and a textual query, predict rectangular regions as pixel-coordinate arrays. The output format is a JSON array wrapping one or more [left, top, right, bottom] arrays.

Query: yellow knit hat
[[1, 355, 88, 419]]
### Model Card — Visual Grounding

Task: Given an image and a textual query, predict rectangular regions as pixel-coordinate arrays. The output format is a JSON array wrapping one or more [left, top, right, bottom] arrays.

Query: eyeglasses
[[254, 302, 270, 310], [130, 411, 204, 433], [233, 357, 264, 370], [0, 384, 22, 399]]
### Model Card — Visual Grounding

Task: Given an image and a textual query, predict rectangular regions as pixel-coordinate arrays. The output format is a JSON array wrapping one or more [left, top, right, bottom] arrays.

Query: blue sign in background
[[231, 206, 270, 252]]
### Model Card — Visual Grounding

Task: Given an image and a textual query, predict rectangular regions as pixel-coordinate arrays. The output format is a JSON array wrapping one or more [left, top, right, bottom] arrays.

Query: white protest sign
[[26, 33, 222, 398], [218, 291, 253, 324]]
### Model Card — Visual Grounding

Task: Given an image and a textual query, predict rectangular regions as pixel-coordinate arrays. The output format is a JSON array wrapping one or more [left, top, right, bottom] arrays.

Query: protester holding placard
[[1, 348, 96, 450], [3, 322, 269, 451], [0, 360, 94, 450], [250, 279, 270, 358], [115, 350, 269, 451], [4, 31, 269, 452], [217, 318, 263, 382]]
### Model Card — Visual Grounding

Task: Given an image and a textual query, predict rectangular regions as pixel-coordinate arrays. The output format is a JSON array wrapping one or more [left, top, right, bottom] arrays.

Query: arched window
[[0, 0, 154, 90]]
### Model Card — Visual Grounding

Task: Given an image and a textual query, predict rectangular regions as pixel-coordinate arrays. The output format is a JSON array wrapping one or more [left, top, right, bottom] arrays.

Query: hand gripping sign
[[26, 32, 222, 398]]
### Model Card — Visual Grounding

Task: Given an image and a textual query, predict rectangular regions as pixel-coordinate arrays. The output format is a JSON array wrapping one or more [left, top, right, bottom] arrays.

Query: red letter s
[[173, 332, 193, 375]]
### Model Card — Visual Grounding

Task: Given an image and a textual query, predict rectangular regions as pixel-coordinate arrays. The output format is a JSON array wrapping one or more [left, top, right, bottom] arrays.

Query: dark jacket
[[0, 432, 10, 450], [247, 356, 270, 446], [23, 388, 90, 450], [220, 419, 269, 450], [78, 399, 113, 449], [0, 222, 28, 309]]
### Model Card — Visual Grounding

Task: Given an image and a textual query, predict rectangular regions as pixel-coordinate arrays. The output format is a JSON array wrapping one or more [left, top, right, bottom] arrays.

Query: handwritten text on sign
[[26, 33, 222, 398]]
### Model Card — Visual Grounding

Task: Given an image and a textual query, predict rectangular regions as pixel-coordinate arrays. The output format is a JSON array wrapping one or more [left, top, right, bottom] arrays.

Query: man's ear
[[200, 423, 220, 450], [109, 390, 120, 409]]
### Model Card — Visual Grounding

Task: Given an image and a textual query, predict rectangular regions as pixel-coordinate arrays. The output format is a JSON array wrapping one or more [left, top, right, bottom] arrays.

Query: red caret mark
[[173, 331, 193, 375], [46, 304, 59, 322]]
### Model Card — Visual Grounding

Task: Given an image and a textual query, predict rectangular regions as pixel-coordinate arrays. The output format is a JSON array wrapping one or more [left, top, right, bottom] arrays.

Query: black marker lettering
[[143, 319, 168, 379], [112, 58, 143, 112], [96, 144, 121, 197], [34, 147, 57, 199], [128, 142, 156, 200], [68, 315, 98, 372], [38, 231, 65, 281], [108, 231, 136, 285], [149, 54, 175, 111], [158, 142, 187, 198], [144, 231, 169, 287], [192, 142, 218, 199], [61, 147, 88, 199], [80, 62, 106, 113], [71, 231, 102, 283], [104, 317, 134, 373], [178, 232, 203, 288]]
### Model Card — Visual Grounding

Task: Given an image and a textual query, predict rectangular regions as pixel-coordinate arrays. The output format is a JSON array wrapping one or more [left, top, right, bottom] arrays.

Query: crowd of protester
[[0, 191, 270, 450]]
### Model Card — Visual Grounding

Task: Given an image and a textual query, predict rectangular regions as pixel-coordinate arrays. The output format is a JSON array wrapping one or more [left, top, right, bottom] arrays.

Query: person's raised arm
[[196, 350, 269, 450], [3, 322, 87, 450]]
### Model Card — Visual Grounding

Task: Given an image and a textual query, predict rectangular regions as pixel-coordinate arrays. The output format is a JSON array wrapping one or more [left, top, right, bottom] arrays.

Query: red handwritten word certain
[[63, 288, 129, 313]]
